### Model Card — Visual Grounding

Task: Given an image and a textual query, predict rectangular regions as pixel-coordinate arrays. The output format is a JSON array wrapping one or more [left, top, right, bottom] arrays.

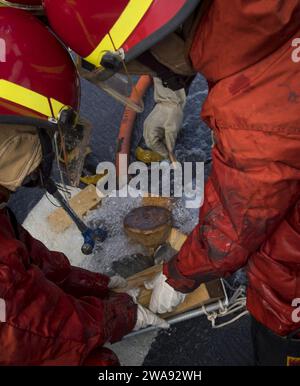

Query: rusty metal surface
[[124, 206, 172, 232], [124, 206, 172, 248]]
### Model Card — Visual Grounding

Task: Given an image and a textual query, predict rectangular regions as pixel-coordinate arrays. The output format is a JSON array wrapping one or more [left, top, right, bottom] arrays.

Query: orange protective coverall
[[164, 0, 300, 336]]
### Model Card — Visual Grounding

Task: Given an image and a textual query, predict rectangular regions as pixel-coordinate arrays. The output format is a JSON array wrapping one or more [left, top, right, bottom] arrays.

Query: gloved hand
[[108, 275, 127, 289], [133, 304, 170, 331], [143, 77, 186, 159], [145, 271, 186, 314], [127, 288, 170, 331]]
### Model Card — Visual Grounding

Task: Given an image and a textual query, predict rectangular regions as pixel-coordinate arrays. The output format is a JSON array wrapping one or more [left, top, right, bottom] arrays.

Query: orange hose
[[116, 75, 152, 176]]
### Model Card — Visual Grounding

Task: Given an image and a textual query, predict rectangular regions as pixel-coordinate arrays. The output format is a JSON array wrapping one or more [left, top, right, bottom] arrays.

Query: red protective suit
[[164, 0, 300, 336], [0, 192, 136, 365]]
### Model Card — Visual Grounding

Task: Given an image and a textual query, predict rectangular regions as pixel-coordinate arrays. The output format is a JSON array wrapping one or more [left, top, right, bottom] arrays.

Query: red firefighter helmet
[[0, 7, 85, 186], [44, 0, 201, 71], [0, 7, 79, 121], [0, 0, 42, 11]]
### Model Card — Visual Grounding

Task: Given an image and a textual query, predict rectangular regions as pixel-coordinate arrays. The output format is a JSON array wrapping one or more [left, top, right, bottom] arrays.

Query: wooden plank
[[131, 283, 211, 318], [119, 264, 162, 290], [167, 228, 187, 252], [47, 185, 101, 233], [115, 264, 225, 319]]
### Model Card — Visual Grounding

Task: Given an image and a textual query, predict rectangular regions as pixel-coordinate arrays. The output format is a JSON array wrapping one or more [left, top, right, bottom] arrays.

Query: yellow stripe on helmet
[[84, 0, 154, 67], [0, 79, 68, 119]]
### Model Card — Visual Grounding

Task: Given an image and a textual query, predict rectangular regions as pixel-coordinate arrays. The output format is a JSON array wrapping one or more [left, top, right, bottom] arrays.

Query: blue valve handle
[[81, 228, 108, 255]]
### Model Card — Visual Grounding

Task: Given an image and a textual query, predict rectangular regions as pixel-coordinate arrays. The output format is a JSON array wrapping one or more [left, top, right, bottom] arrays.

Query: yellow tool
[[80, 173, 106, 186], [135, 146, 164, 163]]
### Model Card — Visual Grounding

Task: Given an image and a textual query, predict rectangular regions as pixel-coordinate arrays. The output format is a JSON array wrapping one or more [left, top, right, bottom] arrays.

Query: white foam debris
[[82, 194, 149, 274], [23, 188, 146, 273], [23, 187, 202, 275], [172, 197, 200, 234]]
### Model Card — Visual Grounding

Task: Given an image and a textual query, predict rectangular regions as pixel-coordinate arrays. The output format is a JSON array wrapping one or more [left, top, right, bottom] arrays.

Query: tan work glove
[[143, 77, 186, 159], [127, 288, 170, 331], [145, 272, 186, 314]]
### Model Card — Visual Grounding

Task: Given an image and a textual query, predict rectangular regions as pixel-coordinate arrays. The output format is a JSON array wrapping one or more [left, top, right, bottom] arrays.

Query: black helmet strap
[[138, 50, 195, 92], [37, 128, 55, 186]]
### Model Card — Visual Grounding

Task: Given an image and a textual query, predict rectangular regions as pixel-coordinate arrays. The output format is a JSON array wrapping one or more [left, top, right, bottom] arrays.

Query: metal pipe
[[123, 300, 225, 339]]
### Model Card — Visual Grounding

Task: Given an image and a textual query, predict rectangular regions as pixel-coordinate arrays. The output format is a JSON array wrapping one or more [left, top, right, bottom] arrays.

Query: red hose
[[116, 75, 152, 176]]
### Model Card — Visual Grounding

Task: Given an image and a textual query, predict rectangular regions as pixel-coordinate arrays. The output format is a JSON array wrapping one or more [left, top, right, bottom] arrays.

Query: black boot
[[251, 317, 300, 366]]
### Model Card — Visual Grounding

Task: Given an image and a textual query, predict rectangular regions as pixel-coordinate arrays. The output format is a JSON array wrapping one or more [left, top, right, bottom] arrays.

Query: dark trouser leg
[[251, 317, 300, 366]]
